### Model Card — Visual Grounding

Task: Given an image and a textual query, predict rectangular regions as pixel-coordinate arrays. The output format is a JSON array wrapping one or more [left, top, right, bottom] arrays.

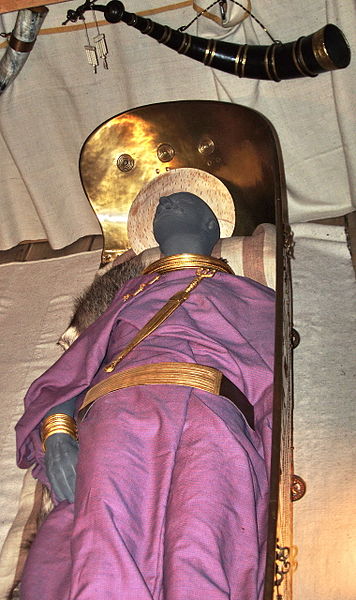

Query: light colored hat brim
[[127, 168, 236, 254]]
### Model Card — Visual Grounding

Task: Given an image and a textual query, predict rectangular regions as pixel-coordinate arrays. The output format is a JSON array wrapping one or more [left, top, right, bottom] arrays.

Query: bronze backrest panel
[[79, 100, 281, 258], [80, 100, 292, 600]]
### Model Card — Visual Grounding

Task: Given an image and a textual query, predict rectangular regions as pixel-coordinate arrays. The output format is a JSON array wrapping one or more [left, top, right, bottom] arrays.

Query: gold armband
[[41, 413, 78, 451]]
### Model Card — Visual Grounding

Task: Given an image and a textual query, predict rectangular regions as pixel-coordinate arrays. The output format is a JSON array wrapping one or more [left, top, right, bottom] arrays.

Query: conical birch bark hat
[[127, 168, 236, 254]]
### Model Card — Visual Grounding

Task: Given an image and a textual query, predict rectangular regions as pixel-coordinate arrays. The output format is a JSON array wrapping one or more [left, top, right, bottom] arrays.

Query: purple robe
[[16, 269, 275, 600]]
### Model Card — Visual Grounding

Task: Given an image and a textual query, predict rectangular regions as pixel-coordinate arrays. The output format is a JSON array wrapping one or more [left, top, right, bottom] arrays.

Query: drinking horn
[[0, 6, 48, 95], [68, 0, 351, 81]]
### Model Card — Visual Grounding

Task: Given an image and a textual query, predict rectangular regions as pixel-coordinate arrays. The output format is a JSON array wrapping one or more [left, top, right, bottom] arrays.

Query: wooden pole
[[0, 0, 72, 15]]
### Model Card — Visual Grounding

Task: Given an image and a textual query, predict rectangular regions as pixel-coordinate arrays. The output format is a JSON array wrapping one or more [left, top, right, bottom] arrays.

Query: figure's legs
[[163, 392, 268, 600], [69, 386, 191, 600], [21, 501, 74, 600], [41, 386, 268, 600]]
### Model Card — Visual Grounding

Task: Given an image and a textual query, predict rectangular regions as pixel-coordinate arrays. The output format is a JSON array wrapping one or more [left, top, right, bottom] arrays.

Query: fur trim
[[58, 254, 145, 348]]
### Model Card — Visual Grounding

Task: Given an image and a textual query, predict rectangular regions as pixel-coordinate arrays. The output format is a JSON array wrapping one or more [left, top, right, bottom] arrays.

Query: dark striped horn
[[97, 1, 351, 81]]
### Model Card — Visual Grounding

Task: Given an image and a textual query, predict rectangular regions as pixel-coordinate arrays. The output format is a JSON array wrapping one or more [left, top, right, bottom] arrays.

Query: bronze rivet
[[198, 136, 215, 155], [101, 250, 115, 265], [117, 154, 135, 172], [291, 328, 300, 349], [291, 474, 306, 501], [157, 143, 175, 162]]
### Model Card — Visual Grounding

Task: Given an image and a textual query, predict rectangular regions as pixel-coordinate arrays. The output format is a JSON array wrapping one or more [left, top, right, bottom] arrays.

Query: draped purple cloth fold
[[16, 270, 275, 600]]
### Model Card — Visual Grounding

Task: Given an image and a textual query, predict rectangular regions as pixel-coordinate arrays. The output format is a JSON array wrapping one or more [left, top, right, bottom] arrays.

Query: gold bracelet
[[41, 413, 78, 451]]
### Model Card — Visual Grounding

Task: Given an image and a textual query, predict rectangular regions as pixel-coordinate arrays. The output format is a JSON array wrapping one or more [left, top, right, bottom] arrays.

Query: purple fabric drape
[[16, 270, 275, 599]]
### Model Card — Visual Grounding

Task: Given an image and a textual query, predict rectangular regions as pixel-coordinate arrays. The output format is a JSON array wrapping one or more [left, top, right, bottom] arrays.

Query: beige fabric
[[0, 470, 41, 599], [291, 224, 356, 600], [216, 224, 276, 290], [0, 251, 103, 598], [0, 250, 102, 550], [0, 1, 355, 250]]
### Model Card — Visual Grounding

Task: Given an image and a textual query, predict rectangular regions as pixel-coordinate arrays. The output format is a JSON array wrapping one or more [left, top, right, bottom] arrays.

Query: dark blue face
[[153, 192, 220, 245]]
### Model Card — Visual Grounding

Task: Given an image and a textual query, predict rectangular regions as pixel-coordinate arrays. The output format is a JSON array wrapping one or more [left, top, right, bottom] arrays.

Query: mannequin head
[[153, 192, 220, 256]]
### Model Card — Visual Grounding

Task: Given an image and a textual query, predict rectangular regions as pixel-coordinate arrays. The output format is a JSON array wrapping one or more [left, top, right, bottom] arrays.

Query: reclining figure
[[16, 187, 275, 600]]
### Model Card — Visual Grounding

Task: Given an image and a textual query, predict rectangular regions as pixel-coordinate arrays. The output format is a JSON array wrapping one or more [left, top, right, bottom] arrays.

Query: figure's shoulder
[[214, 271, 276, 299]]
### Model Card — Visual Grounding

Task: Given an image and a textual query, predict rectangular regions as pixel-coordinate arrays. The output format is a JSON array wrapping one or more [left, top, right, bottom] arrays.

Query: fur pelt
[[58, 253, 146, 350]]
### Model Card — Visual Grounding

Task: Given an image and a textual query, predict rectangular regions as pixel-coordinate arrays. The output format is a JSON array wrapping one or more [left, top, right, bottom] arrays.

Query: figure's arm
[[43, 396, 78, 503], [45, 396, 76, 417], [16, 279, 129, 474]]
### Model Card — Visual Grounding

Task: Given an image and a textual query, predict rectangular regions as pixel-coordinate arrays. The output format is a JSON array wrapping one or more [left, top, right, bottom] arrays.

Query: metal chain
[[92, 7, 101, 35], [230, 0, 279, 43], [83, 18, 91, 45], [179, 0, 280, 43], [178, 0, 221, 32]]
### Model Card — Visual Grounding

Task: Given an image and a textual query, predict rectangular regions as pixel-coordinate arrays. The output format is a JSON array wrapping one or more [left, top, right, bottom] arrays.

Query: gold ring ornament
[[41, 414, 78, 451]]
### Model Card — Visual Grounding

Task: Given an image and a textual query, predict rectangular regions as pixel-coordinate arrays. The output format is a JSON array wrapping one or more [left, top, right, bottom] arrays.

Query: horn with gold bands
[[65, 1, 351, 81]]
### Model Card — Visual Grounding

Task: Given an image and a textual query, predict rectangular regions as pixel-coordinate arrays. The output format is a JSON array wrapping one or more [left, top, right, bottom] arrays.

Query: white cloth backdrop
[[0, 0, 355, 250]]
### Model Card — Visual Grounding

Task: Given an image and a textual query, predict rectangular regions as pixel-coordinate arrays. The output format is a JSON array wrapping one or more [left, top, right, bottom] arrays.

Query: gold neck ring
[[143, 253, 234, 275]]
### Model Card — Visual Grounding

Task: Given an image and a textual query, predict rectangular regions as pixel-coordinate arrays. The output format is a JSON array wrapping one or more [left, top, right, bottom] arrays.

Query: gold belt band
[[80, 362, 222, 413]]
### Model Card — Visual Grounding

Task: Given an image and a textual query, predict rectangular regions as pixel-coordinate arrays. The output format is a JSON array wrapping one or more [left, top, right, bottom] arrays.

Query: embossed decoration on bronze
[[157, 143, 175, 163], [117, 154, 135, 172]]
